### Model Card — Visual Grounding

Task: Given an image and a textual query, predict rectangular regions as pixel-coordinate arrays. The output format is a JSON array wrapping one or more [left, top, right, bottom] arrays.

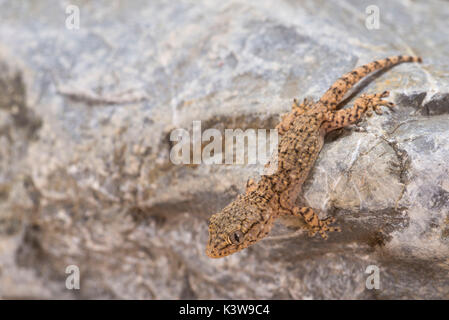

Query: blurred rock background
[[0, 0, 448, 299]]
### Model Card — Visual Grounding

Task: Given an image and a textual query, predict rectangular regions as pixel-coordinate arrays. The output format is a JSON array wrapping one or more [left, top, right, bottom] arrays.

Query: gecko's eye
[[229, 230, 244, 245]]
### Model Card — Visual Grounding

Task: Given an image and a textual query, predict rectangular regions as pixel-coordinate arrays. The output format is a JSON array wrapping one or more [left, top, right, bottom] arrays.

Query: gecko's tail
[[319, 55, 422, 110]]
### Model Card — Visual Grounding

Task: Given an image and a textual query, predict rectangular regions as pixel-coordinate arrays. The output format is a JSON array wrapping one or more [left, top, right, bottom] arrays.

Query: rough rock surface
[[0, 0, 448, 299]]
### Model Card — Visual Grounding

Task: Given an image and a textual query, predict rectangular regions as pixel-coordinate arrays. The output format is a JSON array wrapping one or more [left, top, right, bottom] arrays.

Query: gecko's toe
[[373, 106, 383, 115], [320, 232, 329, 240], [319, 217, 340, 237], [380, 90, 390, 98], [330, 226, 342, 233], [308, 229, 318, 237], [323, 217, 336, 224]]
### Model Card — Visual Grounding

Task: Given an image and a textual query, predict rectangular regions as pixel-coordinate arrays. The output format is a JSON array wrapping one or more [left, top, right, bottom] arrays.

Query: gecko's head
[[206, 195, 271, 258]]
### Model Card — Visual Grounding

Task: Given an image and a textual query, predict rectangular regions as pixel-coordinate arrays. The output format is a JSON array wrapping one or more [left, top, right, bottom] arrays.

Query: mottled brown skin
[[206, 55, 422, 258]]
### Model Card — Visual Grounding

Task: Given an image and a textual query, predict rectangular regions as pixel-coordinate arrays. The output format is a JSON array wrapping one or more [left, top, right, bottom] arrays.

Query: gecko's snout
[[205, 244, 221, 258], [205, 227, 235, 258], [205, 238, 230, 258], [205, 195, 271, 258], [206, 213, 247, 258], [206, 234, 246, 258], [205, 239, 241, 258]]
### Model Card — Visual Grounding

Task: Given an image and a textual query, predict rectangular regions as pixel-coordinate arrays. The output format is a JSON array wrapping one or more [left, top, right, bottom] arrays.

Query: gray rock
[[0, 0, 448, 299]]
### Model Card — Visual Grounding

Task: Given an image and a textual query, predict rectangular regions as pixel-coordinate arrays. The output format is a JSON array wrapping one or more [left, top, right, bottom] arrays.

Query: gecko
[[206, 55, 422, 258]]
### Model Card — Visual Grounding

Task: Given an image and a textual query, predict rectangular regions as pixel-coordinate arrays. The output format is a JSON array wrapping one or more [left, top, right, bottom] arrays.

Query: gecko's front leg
[[276, 98, 315, 135], [282, 206, 341, 239]]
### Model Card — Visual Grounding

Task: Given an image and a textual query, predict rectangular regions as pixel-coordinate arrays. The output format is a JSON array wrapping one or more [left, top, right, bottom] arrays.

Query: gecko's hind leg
[[323, 91, 394, 132], [291, 207, 340, 239]]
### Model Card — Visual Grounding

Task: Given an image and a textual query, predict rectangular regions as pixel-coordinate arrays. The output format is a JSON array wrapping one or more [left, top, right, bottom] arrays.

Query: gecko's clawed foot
[[313, 216, 341, 239], [292, 207, 340, 239], [363, 91, 395, 117]]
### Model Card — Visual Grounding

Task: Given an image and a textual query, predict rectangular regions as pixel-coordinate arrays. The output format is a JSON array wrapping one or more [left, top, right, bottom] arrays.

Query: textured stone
[[0, 0, 448, 299]]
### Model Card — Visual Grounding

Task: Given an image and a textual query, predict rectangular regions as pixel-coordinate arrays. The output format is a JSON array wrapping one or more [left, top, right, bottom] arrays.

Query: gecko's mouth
[[206, 236, 247, 258], [205, 247, 225, 258], [205, 242, 235, 258]]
